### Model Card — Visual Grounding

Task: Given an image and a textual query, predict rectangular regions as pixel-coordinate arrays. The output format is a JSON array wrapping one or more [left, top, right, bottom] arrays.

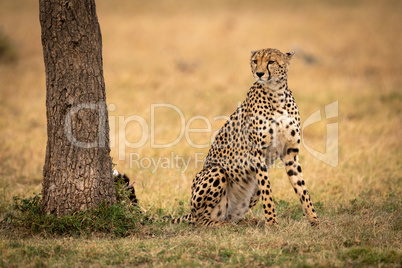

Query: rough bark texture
[[40, 0, 116, 215]]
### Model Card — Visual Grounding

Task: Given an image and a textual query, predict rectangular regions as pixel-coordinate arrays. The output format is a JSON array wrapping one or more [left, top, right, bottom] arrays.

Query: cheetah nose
[[256, 72, 264, 78]]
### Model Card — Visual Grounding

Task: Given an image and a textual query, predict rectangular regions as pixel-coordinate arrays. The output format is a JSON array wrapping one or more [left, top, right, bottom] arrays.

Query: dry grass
[[0, 0, 401, 266]]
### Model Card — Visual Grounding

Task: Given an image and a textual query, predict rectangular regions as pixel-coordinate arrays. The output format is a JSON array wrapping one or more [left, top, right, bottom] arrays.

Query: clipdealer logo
[[64, 101, 339, 172]]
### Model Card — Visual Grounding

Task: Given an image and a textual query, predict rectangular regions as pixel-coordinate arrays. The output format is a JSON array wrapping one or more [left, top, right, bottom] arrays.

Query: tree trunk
[[40, 0, 116, 215]]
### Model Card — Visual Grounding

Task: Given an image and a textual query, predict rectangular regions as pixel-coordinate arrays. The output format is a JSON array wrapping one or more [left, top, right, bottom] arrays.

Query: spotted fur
[[173, 48, 319, 227]]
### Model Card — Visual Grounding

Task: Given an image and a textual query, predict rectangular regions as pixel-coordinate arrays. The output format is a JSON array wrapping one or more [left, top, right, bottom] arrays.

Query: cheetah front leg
[[283, 148, 319, 226], [255, 161, 278, 226]]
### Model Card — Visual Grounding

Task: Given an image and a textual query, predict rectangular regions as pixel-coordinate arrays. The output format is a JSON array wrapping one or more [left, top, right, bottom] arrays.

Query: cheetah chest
[[266, 110, 298, 161]]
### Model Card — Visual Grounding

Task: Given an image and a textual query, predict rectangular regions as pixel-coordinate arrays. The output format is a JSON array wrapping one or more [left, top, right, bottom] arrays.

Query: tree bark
[[40, 0, 116, 215]]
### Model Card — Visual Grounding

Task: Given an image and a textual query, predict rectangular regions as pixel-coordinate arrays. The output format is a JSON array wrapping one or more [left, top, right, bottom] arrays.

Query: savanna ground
[[0, 0, 401, 266]]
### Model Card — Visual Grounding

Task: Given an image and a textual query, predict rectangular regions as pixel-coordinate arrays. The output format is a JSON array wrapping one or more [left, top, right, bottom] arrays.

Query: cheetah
[[173, 48, 319, 227]]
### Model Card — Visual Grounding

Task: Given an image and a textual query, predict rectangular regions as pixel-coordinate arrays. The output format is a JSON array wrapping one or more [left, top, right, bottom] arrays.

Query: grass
[[1, 191, 400, 266], [2, 175, 154, 238], [0, 0, 401, 266]]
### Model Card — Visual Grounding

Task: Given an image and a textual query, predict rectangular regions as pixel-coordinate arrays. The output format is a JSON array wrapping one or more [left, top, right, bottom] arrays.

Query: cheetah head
[[250, 48, 294, 89]]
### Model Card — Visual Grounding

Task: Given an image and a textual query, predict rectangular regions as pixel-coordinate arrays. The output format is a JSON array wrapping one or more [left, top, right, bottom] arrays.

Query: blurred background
[[0, 0, 401, 211]]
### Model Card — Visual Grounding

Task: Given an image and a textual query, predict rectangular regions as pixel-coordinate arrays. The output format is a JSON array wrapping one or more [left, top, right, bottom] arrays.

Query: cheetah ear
[[286, 51, 295, 60]]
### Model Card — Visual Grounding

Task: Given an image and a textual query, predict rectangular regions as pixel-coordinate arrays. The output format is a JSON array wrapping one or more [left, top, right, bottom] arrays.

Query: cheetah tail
[[164, 214, 193, 224]]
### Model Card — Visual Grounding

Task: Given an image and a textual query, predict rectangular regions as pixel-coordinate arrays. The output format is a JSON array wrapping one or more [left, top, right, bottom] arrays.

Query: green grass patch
[[2, 177, 150, 237], [6, 194, 145, 237], [340, 247, 401, 265]]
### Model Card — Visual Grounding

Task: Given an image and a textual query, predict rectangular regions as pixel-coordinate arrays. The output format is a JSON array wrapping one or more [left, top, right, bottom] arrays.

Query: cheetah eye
[[253, 60, 258, 64], [267, 61, 275, 65]]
